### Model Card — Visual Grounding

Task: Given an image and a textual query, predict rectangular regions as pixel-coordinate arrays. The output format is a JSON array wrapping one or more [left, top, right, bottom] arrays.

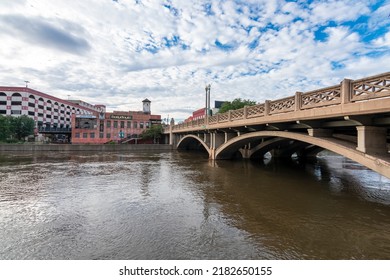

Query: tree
[[11, 115, 35, 140], [0, 115, 11, 142], [141, 124, 163, 143], [218, 98, 257, 114]]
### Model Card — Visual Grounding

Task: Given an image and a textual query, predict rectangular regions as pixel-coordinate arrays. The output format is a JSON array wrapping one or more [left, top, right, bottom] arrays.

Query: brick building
[[71, 99, 161, 144]]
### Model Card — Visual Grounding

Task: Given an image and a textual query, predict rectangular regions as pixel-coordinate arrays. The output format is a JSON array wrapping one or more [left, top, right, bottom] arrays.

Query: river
[[1, 150, 390, 259]]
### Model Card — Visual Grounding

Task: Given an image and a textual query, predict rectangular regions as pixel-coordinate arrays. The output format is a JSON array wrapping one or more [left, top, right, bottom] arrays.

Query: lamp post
[[205, 84, 211, 117]]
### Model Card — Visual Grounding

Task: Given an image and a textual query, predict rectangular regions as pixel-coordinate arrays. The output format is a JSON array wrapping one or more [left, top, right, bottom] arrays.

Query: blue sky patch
[[314, 22, 337, 42], [203, 2, 214, 16], [163, 4, 179, 16], [331, 61, 345, 70], [214, 40, 236, 51]]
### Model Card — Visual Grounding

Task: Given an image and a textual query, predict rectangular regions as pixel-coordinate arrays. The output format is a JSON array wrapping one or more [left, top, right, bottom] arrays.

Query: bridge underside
[[175, 122, 390, 178]]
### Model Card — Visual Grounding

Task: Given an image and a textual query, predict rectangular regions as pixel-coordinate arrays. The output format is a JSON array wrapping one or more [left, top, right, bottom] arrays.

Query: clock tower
[[142, 98, 151, 114]]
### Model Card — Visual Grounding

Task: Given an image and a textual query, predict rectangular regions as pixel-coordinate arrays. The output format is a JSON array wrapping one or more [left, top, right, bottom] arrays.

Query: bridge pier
[[208, 132, 225, 159], [210, 148, 216, 160], [356, 126, 388, 154], [240, 148, 251, 159]]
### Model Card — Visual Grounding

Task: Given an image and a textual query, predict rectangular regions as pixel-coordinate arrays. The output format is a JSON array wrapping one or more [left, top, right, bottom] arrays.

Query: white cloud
[[309, 0, 370, 24], [373, 32, 390, 48]]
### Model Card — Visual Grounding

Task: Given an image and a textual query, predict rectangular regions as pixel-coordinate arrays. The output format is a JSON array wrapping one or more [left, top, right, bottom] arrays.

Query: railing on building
[[38, 127, 72, 133], [168, 72, 390, 132]]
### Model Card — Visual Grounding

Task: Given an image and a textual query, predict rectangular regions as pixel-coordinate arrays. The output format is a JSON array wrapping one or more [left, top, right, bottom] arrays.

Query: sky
[[0, 0, 389, 122]]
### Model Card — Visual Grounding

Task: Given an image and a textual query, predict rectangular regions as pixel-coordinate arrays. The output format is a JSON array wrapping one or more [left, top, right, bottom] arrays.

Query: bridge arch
[[215, 131, 390, 178], [177, 135, 210, 155]]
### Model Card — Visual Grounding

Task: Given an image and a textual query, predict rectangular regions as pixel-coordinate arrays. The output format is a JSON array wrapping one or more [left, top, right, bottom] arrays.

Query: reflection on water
[[0, 151, 390, 260]]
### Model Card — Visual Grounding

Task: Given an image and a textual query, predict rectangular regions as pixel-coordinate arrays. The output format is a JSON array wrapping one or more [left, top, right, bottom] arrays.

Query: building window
[[90, 132, 95, 138], [28, 111, 35, 116], [75, 118, 97, 129], [106, 133, 111, 138], [38, 105, 44, 109], [140, 122, 144, 129], [106, 120, 111, 128], [114, 121, 118, 128], [11, 110, 21, 115], [0, 110, 6, 114], [133, 121, 137, 129], [120, 121, 124, 128], [75, 133, 80, 138], [11, 101, 22, 106], [83, 133, 88, 138], [99, 133, 104, 139], [146, 122, 150, 128], [127, 121, 131, 128]]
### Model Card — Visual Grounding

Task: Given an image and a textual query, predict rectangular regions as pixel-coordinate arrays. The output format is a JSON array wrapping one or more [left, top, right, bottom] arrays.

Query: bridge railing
[[168, 72, 390, 132], [300, 85, 341, 109], [247, 103, 265, 118], [351, 73, 390, 101], [268, 96, 295, 115]]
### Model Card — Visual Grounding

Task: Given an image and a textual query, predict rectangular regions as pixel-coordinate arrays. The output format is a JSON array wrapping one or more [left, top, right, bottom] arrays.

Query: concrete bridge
[[164, 72, 390, 178]]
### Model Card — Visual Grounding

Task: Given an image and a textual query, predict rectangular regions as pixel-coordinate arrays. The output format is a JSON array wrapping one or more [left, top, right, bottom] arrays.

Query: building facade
[[0, 86, 104, 132], [71, 99, 161, 144], [184, 101, 227, 123]]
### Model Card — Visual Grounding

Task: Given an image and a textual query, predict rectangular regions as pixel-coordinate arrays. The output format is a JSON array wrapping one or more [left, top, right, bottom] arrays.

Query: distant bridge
[[163, 72, 390, 178]]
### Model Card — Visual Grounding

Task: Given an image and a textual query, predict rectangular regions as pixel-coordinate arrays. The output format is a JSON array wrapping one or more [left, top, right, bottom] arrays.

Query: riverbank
[[0, 143, 173, 152]]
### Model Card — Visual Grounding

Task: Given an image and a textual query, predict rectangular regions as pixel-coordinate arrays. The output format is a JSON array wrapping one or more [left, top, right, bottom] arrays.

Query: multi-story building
[[0, 86, 104, 132], [71, 99, 162, 144], [184, 101, 227, 122]]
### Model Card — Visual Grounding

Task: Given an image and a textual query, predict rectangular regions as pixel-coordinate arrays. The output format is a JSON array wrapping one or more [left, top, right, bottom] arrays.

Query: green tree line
[[218, 98, 257, 114], [0, 115, 35, 142], [141, 124, 163, 143]]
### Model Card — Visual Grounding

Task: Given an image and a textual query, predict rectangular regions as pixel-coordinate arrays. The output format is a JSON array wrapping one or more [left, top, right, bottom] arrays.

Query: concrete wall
[[0, 144, 173, 152]]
